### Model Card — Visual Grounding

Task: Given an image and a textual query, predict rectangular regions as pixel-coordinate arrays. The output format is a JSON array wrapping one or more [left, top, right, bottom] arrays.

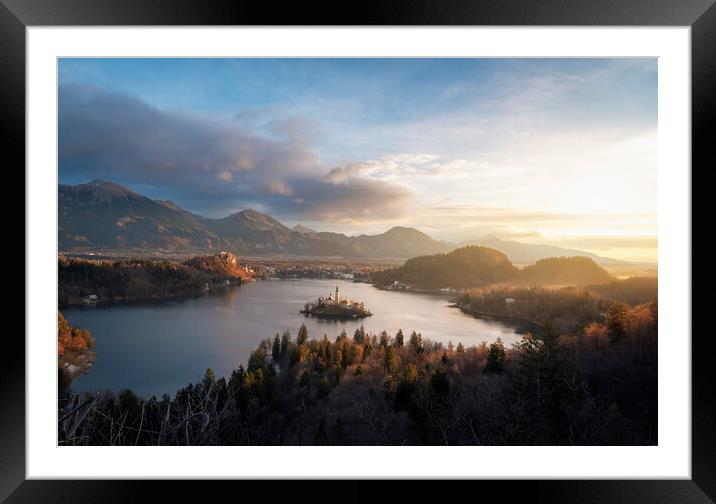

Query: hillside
[[58, 252, 249, 306], [586, 276, 658, 304], [520, 256, 615, 286], [59, 180, 219, 252], [372, 245, 520, 289], [59, 180, 450, 260], [372, 245, 619, 290]]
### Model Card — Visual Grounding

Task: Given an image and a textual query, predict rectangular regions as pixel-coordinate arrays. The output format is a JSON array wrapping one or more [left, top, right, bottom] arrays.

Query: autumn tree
[[384, 346, 401, 376]]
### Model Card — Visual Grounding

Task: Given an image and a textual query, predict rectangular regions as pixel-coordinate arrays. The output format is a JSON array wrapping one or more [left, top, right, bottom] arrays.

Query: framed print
[[5, 0, 712, 501]]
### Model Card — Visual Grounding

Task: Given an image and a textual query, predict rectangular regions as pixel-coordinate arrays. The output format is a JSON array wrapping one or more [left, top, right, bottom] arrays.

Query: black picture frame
[[4, 0, 711, 501]]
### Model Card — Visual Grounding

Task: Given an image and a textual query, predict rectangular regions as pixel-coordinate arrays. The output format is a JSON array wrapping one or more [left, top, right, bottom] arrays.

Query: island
[[300, 285, 372, 319]]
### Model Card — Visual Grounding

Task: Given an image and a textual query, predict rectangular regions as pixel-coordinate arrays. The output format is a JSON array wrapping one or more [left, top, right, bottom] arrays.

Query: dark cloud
[[59, 84, 411, 221], [282, 175, 411, 223]]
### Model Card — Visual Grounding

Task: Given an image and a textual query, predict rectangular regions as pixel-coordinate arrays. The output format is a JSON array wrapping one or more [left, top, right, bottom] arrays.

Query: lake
[[63, 279, 524, 397]]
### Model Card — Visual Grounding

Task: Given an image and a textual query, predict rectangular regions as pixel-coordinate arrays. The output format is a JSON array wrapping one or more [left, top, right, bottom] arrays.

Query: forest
[[372, 246, 618, 290], [371, 245, 519, 289], [456, 277, 657, 334], [58, 286, 657, 446], [58, 252, 250, 306]]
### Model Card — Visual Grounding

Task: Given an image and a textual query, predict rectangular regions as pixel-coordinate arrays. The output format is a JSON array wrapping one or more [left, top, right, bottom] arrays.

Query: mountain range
[[59, 180, 633, 264], [463, 235, 627, 265], [58, 180, 450, 259]]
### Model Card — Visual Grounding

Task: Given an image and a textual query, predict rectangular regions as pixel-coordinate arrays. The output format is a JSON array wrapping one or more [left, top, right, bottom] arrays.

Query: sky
[[58, 58, 658, 262]]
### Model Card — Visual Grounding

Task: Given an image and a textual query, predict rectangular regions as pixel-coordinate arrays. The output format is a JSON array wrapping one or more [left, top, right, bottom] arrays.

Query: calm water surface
[[64, 279, 523, 397]]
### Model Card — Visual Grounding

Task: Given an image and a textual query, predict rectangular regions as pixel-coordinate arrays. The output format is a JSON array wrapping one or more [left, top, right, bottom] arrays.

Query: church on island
[[300, 285, 372, 319]]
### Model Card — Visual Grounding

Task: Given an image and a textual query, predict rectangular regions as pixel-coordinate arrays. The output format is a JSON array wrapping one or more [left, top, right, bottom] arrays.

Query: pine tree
[[280, 330, 292, 362], [379, 331, 390, 348], [353, 324, 366, 344], [271, 334, 281, 362], [484, 338, 506, 373], [409, 331, 424, 353], [297, 324, 309, 345], [394, 329, 405, 347], [512, 325, 576, 443]]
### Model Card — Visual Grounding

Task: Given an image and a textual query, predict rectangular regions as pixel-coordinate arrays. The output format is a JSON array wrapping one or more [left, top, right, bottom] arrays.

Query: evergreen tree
[[409, 331, 424, 353], [297, 324, 309, 345], [271, 334, 281, 362], [484, 338, 506, 373], [394, 329, 405, 347], [379, 331, 390, 348], [280, 330, 292, 361], [353, 325, 366, 344], [512, 325, 576, 443]]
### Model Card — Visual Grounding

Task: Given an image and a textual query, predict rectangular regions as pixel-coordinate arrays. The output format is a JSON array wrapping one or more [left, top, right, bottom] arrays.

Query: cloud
[[59, 84, 411, 221], [552, 235, 658, 250], [280, 175, 411, 223]]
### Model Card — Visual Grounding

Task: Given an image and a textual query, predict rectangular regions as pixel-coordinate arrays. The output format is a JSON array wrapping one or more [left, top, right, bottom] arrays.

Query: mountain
[[58, 180, 220, 251], [520, 256, 615, 286], [353, 226, 452, 258], [58, 180, 449, 259], [464, 235, 625, 265], [206, 209, 301, 253], [293, 224, 317, 235], [372, 245, 520, 289]]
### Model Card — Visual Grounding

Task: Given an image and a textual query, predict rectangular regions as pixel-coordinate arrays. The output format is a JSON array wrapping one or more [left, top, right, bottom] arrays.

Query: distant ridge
[[464, 235, 626, 265]]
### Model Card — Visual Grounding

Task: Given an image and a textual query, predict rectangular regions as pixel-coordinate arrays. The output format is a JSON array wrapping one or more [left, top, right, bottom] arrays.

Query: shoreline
[[371, 284, 457, 298], [59, 347, 96, 383], [59, 284, 244, 309], [450, 303, 544, 332]]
